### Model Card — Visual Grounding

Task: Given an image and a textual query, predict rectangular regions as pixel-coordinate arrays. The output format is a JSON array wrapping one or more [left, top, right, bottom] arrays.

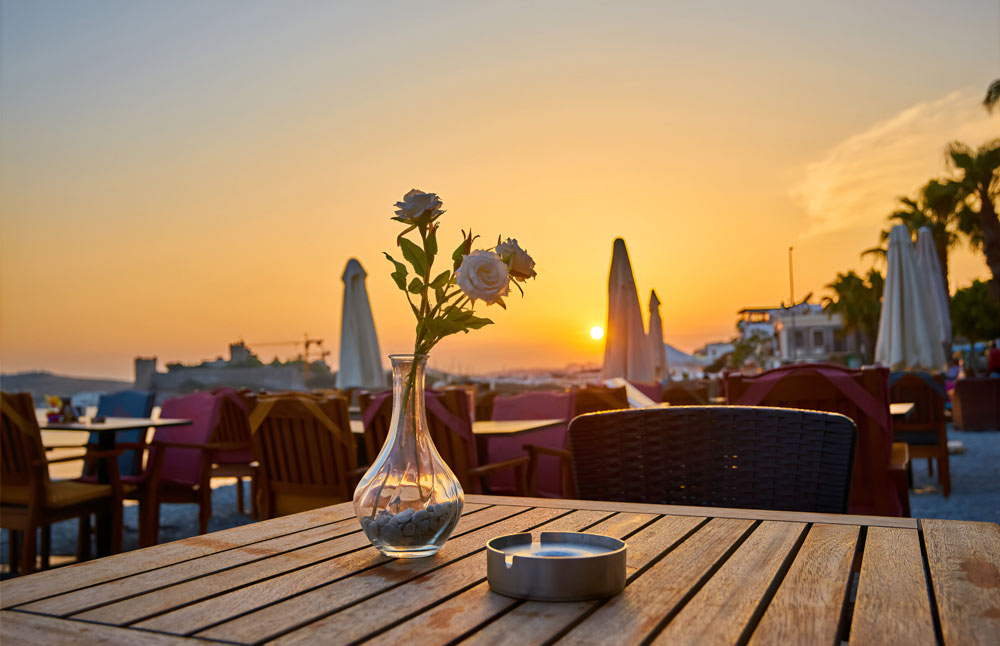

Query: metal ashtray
[[486, 532, 626, 601]]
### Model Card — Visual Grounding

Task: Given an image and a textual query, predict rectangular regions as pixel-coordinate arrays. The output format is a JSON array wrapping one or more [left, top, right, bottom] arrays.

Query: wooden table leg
[[95, 432, 114, 557]]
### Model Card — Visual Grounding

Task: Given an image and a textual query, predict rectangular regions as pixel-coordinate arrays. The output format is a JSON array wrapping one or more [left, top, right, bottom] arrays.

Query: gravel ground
[[908, 427, 1000, 525], [3, 427, 997, 577]]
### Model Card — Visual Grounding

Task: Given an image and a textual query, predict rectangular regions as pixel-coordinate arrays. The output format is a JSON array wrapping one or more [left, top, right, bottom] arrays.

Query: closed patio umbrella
[[874, 225, 947, 371], [602, 238, 654, 382], [337, 259, 387, 389], [648, 290, 669, 381], [914, 227, 952, 353]]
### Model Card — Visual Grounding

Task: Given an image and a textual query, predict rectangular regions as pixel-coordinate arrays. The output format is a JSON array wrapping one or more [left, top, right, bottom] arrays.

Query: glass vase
[[353, 354, 464, 558]]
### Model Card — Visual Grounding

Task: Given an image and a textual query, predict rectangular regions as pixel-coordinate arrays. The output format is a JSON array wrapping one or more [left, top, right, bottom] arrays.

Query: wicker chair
[[568, 406, 857, 514]]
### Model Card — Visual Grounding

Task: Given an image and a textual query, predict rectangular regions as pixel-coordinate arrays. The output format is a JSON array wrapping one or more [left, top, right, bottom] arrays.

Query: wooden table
[[2, 496, 997, 645], [41, 417, 192, 557], [890, 401, 916, 417]]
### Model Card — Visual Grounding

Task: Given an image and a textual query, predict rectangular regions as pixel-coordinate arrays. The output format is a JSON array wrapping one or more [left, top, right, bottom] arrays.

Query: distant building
[[772, 304, 854, 362], [697, 342, 735, 362], [737, 307, 776, 341]]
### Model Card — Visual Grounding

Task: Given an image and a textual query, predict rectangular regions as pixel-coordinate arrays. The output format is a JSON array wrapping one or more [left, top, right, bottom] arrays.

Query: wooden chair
[[489, 391, 573, 498], [209, 388, 258, 516], [568, 406, 857, 513], [118, 393, 247, 546], [890, 372, 950, 496], [571, 385, 630, 416], [726, 364, 909, 517], [1, 392, 125, 575], [661, 384, 708, 406], [250, 395, 361, 519], [359, 390, 529, 495], [516, 385, 630, 497]]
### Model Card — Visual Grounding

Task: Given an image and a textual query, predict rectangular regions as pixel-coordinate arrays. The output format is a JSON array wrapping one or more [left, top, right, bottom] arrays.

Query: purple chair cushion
[[152, 392, 222, 487], [489, 391, 572, 496]]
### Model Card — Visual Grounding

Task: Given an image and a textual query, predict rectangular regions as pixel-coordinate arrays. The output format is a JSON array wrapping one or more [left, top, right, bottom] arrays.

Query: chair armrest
[[205, 442, 252, 452], [468, 456, 530, 496], [150, 440, 212, 451], [523, 444, 574, 498], [37, 448, 124, 466], [523, 445, 571, 460]]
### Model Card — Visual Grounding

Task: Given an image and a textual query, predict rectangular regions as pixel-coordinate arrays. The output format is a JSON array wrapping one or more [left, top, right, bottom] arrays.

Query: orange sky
[[1, 2, 997, 380]]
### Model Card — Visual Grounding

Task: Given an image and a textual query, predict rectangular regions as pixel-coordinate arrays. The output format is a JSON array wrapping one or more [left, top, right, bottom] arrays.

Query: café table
[[40, 417, 192, 557], [1, 495, 996, 645], [890, 401, 916, 417]]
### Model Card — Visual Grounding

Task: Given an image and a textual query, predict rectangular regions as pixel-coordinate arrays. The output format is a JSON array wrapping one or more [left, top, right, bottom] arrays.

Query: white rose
[[455, 250, 510, 305], [394, 189, 443, 222], [495, 238, 536, 281]]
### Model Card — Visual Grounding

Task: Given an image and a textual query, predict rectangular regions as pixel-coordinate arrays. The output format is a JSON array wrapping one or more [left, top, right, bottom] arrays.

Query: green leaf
[[384, 253, 408, 290], [407, 277, 424, 294], [430, 270, 450, 289], [399, 238, 428, 276], [425, 227, 438, 269], [435, 286, 445, 303], [452, 239, 466, 271], [464, 315, 493, 330]]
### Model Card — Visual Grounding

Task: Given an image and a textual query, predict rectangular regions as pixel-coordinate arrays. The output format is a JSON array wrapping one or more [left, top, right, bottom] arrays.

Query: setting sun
[[590, 326, 605, 341]]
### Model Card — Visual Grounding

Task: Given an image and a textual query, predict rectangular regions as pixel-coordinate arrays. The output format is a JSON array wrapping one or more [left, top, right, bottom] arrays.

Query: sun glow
[[590, 326, 605, 341]]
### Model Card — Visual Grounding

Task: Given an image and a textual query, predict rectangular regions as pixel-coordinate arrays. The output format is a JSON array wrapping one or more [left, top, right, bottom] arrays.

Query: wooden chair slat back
[[890, 373, 946, 433], [0, 392, 48, 496], [358, 391, 392, 463]]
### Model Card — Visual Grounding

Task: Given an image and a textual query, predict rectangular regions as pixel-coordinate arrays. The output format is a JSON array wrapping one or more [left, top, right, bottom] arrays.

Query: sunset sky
[[1, 1, 997, 380]]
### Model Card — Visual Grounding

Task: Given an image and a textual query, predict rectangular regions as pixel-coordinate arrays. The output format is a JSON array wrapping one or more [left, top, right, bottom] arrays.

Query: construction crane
[[249, 334, 328, 381]]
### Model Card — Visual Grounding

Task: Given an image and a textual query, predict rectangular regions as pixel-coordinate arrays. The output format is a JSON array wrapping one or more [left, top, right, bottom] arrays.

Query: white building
[[772, 304, 854, 362]]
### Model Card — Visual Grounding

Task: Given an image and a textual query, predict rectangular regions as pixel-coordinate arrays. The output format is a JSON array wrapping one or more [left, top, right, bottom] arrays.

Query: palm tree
[[861, 179, 962, 292], [947, 139, 1000, 307], [986, 79, 1000, 112], [822, 268, 884, 364]]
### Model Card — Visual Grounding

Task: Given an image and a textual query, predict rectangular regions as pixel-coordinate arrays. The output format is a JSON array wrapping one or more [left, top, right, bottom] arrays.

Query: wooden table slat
[[118, 504, 527, 631], [192, 506, 568, 643], [272, 510, 614, 646], [747, 523, 859, 645], [922, 519, 1000, 645], [651, 520, 806, 645], [458, 513, 703, 646], [464, 494, 918, 529], [0, 502, 367, 609], [367, 512, 659, 646], [850, 526, 937, 646], [0, 611, 217, 646], [556, 517, 755, 645]]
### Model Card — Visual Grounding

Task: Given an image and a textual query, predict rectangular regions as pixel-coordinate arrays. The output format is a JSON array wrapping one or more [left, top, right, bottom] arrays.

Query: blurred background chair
[[360, 389, 528, 496], [661, 384, 708, 406], [489, 391, 573, 497], [726, 363, 908, 517], [118, 392, 225, 546], [568, 406, 856, 513], [1, 392, 125, 574], [890, 372, 950, 496], [571, 385, 629, 416], [951, 377, 1000, 430], [251, 394, 360, 519], [82, 390, 155, 479], [210, 387, 258, 516]]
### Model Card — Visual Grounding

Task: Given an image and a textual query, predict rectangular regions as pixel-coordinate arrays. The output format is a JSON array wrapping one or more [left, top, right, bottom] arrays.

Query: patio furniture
[[572, 384, 629, 416], [726, 364, 909, 517], [83, 390, 155, 478], [568, 406, 856, 513], [209, 387, 258, 516], [1, 392, 125, 575], [359, 390, 530, 495], [890, 372, 950, 496], [489, 391, 573, 497], [251, 394, 360, 519], [1, 495, 996, 645], [661, 384, 708, 405], [952, 378, 1000, 430], [631, 381, 664, 402]]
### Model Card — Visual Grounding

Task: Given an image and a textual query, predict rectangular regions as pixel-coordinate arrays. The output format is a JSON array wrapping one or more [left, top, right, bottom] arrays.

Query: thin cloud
[[793, 89, 997, 238]]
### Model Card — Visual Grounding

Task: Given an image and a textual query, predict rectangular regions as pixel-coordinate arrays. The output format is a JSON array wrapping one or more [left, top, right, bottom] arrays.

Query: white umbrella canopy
[[914, 227, 952, 350], [602, 238, 654, 382], [336, 259, 387, 389], [647, 290, 669, 381], [874, 225, 947, 371]]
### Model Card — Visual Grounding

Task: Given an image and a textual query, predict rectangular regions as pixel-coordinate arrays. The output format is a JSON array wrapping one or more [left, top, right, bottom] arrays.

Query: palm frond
[[985, 79, 1000, 112]]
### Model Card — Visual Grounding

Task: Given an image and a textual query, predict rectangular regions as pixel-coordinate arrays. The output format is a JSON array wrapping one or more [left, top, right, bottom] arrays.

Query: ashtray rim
[[486, 531, 626, 561]]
